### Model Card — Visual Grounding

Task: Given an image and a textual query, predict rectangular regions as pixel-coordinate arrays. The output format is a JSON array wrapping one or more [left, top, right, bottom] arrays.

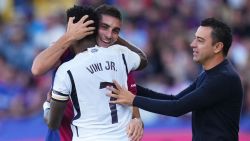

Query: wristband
[[43, 101, 51, 111]]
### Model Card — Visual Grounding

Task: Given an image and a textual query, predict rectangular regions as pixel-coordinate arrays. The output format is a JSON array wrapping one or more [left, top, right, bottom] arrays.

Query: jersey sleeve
[[127, 73, 137, 95], [121, 46, 141, 71], [52, 65, 72, 101]]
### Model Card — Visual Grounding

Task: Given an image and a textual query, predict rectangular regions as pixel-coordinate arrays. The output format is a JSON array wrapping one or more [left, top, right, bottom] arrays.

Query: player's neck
[[74, 38, 97, 54]]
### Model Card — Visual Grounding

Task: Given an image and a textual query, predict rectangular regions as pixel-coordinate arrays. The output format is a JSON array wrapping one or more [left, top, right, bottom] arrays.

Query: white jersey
[[52, 45, 141, 141]]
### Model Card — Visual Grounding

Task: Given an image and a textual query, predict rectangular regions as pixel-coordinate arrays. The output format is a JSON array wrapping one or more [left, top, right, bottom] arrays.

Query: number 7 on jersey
[[100, 82, 118, 124]]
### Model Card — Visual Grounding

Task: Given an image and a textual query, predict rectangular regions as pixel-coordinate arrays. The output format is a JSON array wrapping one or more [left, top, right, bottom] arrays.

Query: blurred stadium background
[[0, 0, 250, 140]]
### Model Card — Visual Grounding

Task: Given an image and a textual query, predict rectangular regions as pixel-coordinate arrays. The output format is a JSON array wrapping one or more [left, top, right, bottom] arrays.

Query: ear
[[214, 42, 223, 54]]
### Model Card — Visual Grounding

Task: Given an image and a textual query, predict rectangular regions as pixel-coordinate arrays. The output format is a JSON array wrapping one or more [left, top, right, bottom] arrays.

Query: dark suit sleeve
[[133, 75, 229, 117], [136, 80, 196, 100]]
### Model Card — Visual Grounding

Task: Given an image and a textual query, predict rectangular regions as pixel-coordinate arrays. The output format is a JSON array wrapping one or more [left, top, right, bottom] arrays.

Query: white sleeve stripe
[[51, 97, 68, 102], [52, 92, 69, 101], [52, 94, 69, 101], [52, 90, 69, 96]]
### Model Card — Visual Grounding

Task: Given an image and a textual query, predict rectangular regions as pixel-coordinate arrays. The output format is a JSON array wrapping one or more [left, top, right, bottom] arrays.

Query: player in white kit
[[52, 45, 141, 141]]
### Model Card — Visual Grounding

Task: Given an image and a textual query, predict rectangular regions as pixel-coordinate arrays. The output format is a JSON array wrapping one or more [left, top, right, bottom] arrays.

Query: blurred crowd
[[0, 0, 250, 132]]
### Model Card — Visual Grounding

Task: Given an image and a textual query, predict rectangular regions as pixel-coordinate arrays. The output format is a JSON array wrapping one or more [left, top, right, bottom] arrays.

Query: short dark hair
[[201, 18, 232, 56], [95, 4, 122, 22], [66, 5, 99, 40]]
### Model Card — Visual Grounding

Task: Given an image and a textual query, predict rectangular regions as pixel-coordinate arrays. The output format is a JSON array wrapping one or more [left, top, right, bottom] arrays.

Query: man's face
[[190, 26, 216, 65], [97, 14, 121, 48]]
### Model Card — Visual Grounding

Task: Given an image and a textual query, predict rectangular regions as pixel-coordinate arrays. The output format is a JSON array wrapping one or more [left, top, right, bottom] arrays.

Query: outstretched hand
[[106, 80, 135, 105], [66, 15, 95, 41]]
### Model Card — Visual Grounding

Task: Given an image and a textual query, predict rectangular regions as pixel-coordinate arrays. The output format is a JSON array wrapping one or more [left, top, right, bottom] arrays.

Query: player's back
[[58, 45, 140, 141]]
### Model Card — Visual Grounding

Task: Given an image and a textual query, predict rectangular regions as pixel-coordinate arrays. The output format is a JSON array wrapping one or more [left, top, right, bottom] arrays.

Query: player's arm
[[132, 107, 142, 119], [126, 73, 144, 140], [127, 107, 144, 141], [43, 97, 68, 130], [46, 83, 70, 129], [31, 35, 73, 76], [116, 37, 147, 70], [46, 99, 68, 130], [43, 89, 66, 129], [31, 34, 72, 76], [45, 61, 72, 129], [31, 16, 95, 76], [132, 107, 144, 129]]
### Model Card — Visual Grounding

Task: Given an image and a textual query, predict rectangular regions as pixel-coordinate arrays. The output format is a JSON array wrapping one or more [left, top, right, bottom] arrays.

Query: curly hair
[[66, 5, 99, 40]]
